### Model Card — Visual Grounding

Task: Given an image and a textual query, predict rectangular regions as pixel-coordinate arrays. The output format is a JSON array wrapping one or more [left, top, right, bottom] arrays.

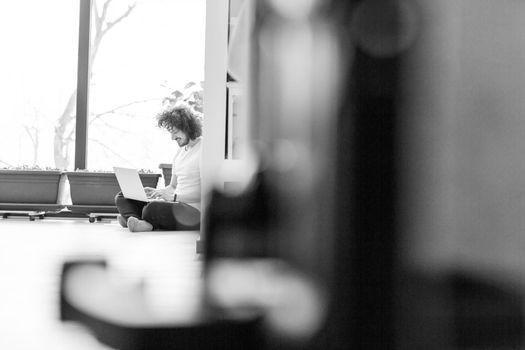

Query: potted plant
[[66, 169, 161, 214], [0, 166, 66, 212]]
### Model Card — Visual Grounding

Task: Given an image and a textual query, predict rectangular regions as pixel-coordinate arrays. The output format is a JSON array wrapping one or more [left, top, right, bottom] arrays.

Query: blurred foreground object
[[59, 0, 525, 349], [60, 260, 263, 350]]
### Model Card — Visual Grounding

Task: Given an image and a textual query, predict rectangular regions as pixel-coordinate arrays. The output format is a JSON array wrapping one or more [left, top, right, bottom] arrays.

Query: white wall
[[201, 0, 229, 222]]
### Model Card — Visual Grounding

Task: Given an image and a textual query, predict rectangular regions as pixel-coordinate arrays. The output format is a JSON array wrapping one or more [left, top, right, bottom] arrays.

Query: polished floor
[[0, 216, 202, 349]]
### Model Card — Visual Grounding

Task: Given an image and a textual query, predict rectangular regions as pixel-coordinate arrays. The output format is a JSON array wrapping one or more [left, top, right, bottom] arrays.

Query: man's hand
[[144, 187, 175, 201]]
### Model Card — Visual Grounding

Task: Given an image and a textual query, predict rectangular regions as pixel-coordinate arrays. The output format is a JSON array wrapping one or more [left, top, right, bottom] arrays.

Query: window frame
[[74, 0, 92, 170]]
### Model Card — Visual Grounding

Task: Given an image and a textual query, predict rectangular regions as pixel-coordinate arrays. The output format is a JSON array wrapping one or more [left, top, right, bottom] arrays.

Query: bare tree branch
[[89, 137, 132, 164], [91, 118, 138, 135], [90, 97, 160, 123], [54, 0, 139, 168], [54, 90, 77, 168], [102, 4, 136, 37], [23, 125, 39, 165], [23, 126, 37, 147], [100, 0, 111, 23], [93, 0, 100, 22], [90, 0, 110, 63]]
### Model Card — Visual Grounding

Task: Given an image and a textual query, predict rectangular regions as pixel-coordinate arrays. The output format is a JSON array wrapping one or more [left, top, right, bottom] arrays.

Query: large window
[[87, 0, 205, 170], [0, 1, 80, 169], [0, 0, 205, 171]]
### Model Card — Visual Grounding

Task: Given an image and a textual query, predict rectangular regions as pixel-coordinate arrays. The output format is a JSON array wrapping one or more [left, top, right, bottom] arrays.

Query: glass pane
[[87, 0, 206, 171], [0, 1, 80, 169]]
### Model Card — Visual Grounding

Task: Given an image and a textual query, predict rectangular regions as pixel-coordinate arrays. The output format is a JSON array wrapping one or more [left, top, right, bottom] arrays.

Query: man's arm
[[174, 184, 200, 203], [168, 163, 178, 189], [143, 169, 178, 201]]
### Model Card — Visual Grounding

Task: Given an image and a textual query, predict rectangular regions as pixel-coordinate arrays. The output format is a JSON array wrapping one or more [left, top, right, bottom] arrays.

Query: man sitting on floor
[[115, 105, 202, 232]]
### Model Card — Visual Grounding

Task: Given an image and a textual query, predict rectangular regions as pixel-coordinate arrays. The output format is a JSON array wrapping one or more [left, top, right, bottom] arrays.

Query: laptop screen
[[113, 167, 150, 202]]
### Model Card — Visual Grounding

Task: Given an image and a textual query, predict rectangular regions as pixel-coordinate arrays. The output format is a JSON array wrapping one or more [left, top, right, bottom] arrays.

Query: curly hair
[[156, 105, 202, 140]]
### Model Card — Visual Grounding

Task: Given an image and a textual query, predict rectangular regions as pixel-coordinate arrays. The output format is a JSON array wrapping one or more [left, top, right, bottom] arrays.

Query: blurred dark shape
[[451, 272, 523, 349], [396, 270, 452, 349], [203, 170, 275, 261], [57, 0, 525, 349], [397, 269, 525, 349], [203, 168, 327, 349], [60, 259, 108, 323], [60, 260, 264, 350], [350, 0, 420, 57]]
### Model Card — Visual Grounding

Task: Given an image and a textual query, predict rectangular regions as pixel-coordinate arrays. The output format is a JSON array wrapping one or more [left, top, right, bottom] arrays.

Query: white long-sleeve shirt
[[170, 137, 202, 210]]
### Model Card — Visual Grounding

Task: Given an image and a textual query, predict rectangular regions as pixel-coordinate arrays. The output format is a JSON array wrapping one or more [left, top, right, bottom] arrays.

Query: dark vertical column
[[350, 56, 399, 349], [323, 0, 401, 348], [75, 0, 91, 170]]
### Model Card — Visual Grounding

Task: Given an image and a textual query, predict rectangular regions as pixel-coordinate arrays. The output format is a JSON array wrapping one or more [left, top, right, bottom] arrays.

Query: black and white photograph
[[1, 0, 525, 349]]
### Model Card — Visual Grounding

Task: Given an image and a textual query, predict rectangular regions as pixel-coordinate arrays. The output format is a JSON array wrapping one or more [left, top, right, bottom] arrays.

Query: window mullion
[[74, 0, 92, 170]]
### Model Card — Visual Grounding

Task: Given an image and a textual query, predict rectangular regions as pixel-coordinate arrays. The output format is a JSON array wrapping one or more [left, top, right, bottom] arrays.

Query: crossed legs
[[115, 192, 200, 231]]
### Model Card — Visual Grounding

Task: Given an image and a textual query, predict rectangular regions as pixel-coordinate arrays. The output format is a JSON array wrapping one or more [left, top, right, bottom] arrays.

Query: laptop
[[113, 167, 155, 202]]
